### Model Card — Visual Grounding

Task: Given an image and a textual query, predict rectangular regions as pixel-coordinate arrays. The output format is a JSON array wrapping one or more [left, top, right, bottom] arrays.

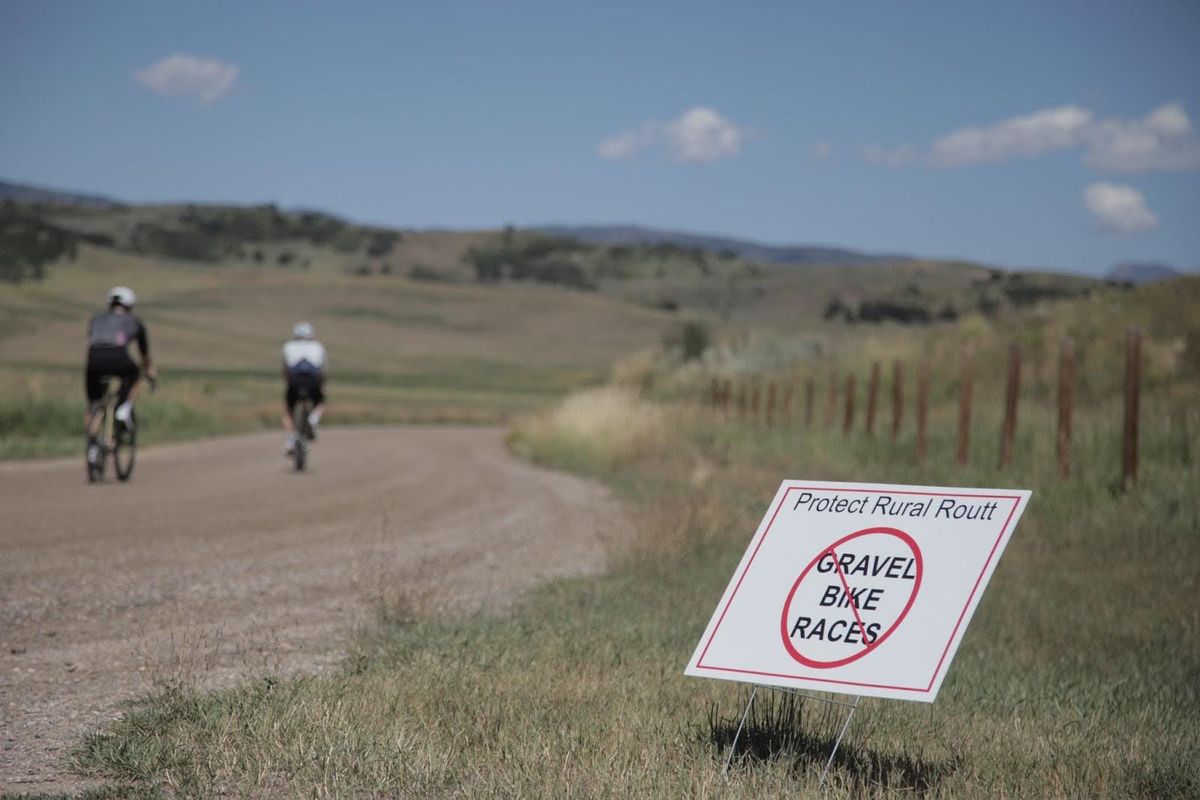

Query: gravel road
[[0, 427, 621, 792]]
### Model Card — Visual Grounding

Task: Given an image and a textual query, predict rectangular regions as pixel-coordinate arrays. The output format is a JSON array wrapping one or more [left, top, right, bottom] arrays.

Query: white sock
[[308, 408, 322, 426], [115, 401, 133, 421]]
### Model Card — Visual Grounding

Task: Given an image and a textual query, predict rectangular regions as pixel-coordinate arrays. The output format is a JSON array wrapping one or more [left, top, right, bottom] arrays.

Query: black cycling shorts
[[285, 373, 325, 412], [85, 347, 140, 404]]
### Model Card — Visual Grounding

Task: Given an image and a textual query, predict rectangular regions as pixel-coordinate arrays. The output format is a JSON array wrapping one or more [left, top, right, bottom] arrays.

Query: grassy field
[[0, 244, 674, 458], [48, 279, 1199, 799]]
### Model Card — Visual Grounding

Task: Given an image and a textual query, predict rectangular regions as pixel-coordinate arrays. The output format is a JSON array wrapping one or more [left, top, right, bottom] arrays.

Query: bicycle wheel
[[292, 401, 308, 472], [85, 404, 106, 483], [114, 413, 136, 481]]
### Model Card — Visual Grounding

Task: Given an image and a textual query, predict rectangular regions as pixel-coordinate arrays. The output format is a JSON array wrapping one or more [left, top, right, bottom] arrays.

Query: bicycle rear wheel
[[85, 404, 106, 483], [292, 401, 309, 472], [114, 414, 136, 481]]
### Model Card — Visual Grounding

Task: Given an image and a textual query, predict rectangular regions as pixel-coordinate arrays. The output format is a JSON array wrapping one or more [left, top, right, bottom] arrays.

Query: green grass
[[66, 375, 1200, 797], [0, 354, 605, 459]]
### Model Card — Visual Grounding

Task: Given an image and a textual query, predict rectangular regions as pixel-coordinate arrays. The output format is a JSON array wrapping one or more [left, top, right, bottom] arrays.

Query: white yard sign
[[686, 480, 1031, 702]]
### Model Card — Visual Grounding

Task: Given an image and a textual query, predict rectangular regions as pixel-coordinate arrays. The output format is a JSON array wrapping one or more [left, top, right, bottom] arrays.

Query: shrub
[[511, 386, 672, 472]]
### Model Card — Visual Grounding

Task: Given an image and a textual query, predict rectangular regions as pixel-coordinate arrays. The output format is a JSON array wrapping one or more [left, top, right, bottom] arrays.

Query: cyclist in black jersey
[[85, 286, 156, 431]]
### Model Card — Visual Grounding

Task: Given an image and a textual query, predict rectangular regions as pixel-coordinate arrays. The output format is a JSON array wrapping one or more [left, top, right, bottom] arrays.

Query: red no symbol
[[780, 527, 923, 669]]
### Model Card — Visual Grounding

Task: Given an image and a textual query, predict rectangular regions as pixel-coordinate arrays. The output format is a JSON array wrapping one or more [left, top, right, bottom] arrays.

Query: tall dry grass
[[510, 385, 676, 473]]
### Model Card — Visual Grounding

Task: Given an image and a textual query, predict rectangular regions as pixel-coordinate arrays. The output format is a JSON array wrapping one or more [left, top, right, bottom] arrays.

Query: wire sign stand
[[723, 685, 862, 788]]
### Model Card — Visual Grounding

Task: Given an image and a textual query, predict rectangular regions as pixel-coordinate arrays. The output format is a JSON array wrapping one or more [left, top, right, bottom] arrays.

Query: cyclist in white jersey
[[281, 321, 327, 455]]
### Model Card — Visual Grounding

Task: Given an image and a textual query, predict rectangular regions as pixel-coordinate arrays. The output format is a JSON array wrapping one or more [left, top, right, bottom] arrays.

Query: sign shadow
[[706, 690, 960, 793]]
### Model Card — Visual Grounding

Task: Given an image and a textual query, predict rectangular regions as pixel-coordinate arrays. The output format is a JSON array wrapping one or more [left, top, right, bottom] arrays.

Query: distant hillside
[[536, 224, 914, 266], [0, 179, 123, 209], [1105, 262, 1183, 286], [0, 181, 1113, 330]]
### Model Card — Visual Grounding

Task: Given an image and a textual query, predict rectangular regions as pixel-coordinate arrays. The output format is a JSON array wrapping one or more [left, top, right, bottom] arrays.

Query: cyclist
[[85, 286, 155, 433], [282, 321, 327, 455]]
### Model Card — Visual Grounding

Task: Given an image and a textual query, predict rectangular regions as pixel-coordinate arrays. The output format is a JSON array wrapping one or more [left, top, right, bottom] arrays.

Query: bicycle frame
[[86, 375, 141, 482]]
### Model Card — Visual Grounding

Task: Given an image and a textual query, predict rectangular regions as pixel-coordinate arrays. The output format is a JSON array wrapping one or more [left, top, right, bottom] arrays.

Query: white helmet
[[107, 286, 136, 309], [293, 321, 315, 340]]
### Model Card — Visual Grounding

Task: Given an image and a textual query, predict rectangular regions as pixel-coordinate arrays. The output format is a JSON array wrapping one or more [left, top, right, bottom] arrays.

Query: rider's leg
[[282, 383, 298, 454], [84, 362, 104, 433], [307, 381, 326, 429], [115, 377, 141, 427], [113, 355, 142, 426]]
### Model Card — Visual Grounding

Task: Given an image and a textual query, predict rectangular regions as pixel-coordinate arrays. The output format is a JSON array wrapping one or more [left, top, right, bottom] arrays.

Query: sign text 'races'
[[781, 528, 923, 669], [792, 491, 1002, 522]]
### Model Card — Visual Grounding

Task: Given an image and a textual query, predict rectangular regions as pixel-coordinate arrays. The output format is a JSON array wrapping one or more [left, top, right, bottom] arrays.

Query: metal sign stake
[[722, 685, 862, 789]]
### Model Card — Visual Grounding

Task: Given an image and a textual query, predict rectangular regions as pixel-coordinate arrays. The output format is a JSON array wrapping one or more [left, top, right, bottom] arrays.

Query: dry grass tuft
[[512, 386, 675, 471]]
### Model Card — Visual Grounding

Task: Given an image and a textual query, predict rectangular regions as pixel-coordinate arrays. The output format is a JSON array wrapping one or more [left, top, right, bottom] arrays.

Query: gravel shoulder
[[0, 427, 623, 793]]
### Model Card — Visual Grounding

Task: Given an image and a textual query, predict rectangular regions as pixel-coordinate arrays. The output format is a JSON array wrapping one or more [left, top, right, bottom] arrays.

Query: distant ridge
[[0, 179, 124, 209], [1105, 262, 1183, 286], [535, 224, 915, 266]]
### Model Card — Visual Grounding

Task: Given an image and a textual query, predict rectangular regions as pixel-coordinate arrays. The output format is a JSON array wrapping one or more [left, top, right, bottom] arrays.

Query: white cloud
[[868, 102, 1200, 174], [597, 127, 656, 161], [597, 107, 747, 164], [1083, 182, 1159, 234], [663, 107, 744, 163], [1083, 102, 1200, 172], [135, 54, 238, 105], [929, 106, 1092, 167]]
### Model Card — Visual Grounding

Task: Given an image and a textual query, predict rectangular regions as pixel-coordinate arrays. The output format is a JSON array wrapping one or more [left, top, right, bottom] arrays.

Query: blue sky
[[2, 0, 1197, 274]]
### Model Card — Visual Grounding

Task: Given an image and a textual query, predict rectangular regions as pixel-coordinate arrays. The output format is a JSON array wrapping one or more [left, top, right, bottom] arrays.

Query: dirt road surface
[[0, 427, 622, 793]]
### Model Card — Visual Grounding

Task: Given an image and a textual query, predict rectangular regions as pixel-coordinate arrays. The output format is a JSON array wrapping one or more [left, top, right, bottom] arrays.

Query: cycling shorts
[[285, 373, 325, 412], [85, 346, 140, 404]]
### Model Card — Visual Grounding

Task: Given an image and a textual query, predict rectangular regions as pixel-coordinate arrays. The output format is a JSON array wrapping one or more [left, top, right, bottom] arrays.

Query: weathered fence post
[[804, 378, 815, 429], [825, 370, 838, 428], [766, 382, 777, 427], [1056, 339, 1074, 479], [916, 360, 930, 465], [999, 343, 1021, 468], [781, 384, 794, 427], [957, 348, 974, 467], [710, 376, 721, 408], [843, 373, 856, 435], [751, 383, 761, 426], [865, 361, 881, 436], [1122, 328, 1141, 488], [891, 361, 904, 440], [736, 382, 747, 420]]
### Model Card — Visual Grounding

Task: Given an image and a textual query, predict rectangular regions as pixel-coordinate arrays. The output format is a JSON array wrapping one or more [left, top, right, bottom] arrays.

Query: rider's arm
[[137, 322, 156, 380]]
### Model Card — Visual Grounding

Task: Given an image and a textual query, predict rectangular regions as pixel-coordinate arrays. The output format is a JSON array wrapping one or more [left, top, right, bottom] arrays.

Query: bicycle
[[291, 387, 316, 472], [85, 375, 153, 483]]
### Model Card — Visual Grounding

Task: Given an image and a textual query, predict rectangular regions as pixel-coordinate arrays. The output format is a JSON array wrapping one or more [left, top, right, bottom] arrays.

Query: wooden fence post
[[1122, 329, 1141, 488], [766, 382, 777, 427], [891, 361, 904, 440], [736, 382, 747, 420], [865, 362, 881, 436], [957, 348, 974, 467], [804, 378, 815, 429], [751, 382, 761, 426], [999, 343, 1021, 468], [781, 384, 793, 427], [710, 376, 720, 408], [825, 370, 838, 428], [1056, 339, 1074, 479], [916, 360, 929, 465], [843, 373, 856, 435]]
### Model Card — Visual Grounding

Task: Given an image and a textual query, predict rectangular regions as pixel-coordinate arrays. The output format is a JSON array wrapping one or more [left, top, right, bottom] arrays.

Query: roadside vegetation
[[0, 241, 671, 458], [61, 277, 1199, 798]]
